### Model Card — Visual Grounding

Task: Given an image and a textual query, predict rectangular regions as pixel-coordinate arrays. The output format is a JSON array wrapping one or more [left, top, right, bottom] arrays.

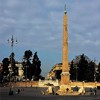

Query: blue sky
[[0, 0, 100, 76]]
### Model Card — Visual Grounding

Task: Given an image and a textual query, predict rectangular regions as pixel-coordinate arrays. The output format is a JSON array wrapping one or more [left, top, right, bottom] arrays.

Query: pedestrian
[[52, 87, 54, 95], [94, 88, 97, 95], [9, 88, 13, 95], [66, 88, 69, 92], [17, 89, 20, 94]]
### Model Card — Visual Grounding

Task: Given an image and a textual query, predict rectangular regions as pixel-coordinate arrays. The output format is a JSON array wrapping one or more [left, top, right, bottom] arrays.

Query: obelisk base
[[61, 72, 70, 85], [56, 85, 72, 95]]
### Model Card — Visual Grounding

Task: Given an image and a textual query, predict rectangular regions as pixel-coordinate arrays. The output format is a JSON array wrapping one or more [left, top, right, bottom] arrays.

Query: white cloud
[[0, 0, 100, 71]]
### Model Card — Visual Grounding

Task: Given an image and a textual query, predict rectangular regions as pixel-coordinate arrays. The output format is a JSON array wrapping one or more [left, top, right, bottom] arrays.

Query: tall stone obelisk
[[61, 5, 70, 85]]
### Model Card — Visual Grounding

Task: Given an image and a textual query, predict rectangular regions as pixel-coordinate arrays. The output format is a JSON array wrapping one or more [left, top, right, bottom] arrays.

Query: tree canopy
[[70, 54, 97, 82], [23, 51, 42, 81]]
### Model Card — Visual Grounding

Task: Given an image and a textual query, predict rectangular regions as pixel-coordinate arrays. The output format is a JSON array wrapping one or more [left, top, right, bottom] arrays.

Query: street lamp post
[[8, 35, 17, 93], [94, 59, 96, 82], [26, 65, 27, 81], [74, 64, 79, 87], [8, 35, 17, 52], [75, 64, 78, 82]]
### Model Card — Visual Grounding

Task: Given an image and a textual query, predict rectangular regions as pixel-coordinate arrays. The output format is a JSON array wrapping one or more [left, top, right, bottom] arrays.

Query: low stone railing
[[3, 81, 100, 88], [8, 81, 38, 87]]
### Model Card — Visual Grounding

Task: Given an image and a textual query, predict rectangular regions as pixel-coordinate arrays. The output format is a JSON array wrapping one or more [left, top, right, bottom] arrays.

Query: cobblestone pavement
[[0, 87, 100, 100]]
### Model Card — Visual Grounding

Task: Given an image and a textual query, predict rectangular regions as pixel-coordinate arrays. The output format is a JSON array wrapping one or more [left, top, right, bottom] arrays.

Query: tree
[[70, 54, 94, 82], [78, 54, 89, 81], [32, 52, 41, 81], [70, 60, 76, 81], [2, 58, 9, 76], [55, 70, 62, 80], [23, 50, 32, 80], [86, 61, 95, 82], [23, 50, 32, 60], [2, 58, 9, 82], [9, 52, 18, 76], [96, 62, 100, 82]]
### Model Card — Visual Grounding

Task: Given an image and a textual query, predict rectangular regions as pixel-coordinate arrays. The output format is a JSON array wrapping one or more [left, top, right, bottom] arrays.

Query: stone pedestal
[[56, 85, 72, 95], [60, 85, 71, 92], [61, 72, 70, 85]]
